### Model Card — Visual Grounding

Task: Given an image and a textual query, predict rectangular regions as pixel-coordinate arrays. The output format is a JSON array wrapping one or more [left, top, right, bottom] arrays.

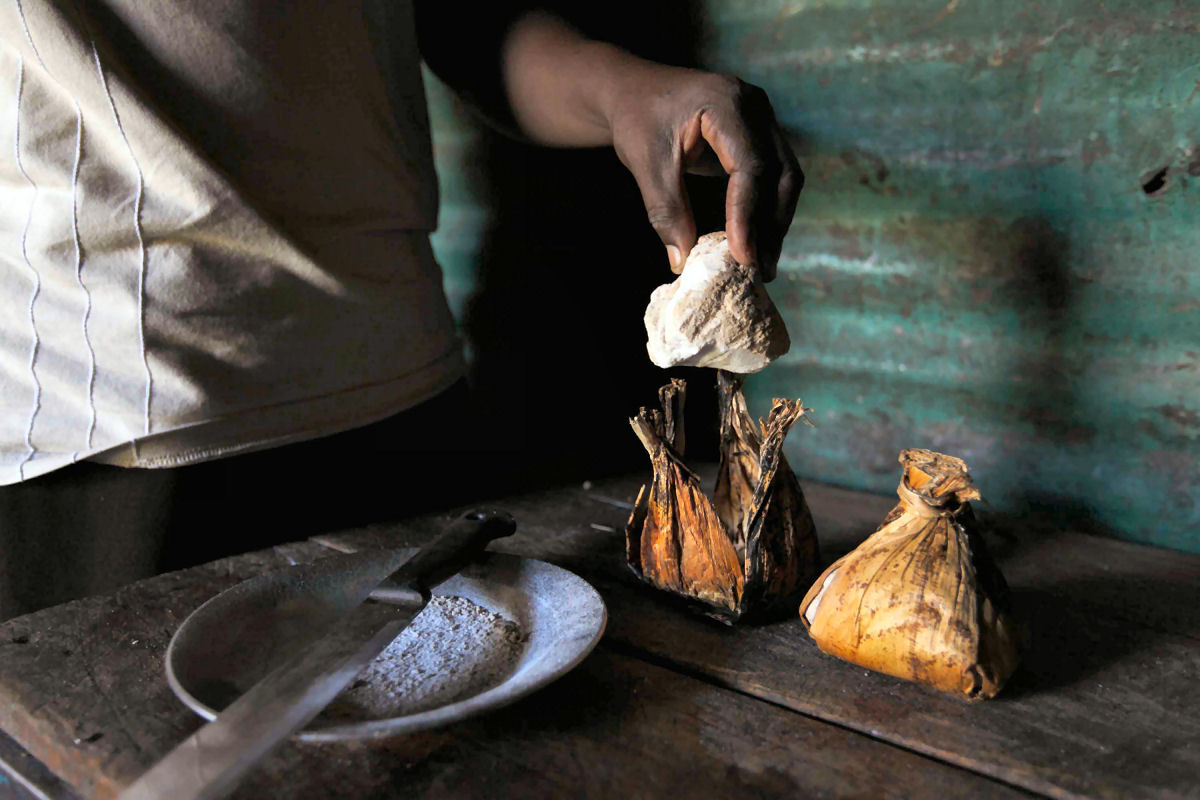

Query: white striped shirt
[[0, 0, 463, 484]]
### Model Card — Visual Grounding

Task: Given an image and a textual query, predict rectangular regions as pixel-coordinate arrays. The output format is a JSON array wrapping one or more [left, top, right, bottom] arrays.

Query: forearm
[[498, 12, 635, 147], [417, 5, 671, 148], [416, 2, 802, 275]]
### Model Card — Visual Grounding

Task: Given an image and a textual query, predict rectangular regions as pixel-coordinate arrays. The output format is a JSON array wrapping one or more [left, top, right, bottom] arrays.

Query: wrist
[[586, 43, 654, 142], [500, 12, 623, 146]]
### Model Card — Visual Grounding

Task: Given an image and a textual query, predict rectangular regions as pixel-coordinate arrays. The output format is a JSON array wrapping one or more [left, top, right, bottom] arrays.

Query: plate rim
[[164, 550, 607, 741]]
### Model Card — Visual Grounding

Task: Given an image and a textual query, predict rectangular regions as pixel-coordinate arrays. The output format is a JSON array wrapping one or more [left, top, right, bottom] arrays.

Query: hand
[[606, 64, 803, 280], [476, 11, 802, 276]]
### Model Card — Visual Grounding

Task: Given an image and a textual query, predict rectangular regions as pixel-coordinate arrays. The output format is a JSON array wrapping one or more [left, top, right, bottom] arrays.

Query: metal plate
[[165, 550, 606, 741]]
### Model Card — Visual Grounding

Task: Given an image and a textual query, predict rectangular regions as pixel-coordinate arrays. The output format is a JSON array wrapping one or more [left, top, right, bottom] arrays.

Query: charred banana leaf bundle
[[625, 373, 820, 623], [799, 449, 1018, 699]]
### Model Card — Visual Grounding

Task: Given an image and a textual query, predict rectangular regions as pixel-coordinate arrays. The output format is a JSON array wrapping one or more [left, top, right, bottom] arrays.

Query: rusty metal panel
[[426, 1, 1200, 552]]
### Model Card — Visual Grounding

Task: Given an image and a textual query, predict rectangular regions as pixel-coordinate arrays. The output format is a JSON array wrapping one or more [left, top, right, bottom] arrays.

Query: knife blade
[[121, 509, 516, 800]]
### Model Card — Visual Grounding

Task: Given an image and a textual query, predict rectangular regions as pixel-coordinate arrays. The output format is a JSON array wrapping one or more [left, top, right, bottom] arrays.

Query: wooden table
[[0, 474, 1196, 800]]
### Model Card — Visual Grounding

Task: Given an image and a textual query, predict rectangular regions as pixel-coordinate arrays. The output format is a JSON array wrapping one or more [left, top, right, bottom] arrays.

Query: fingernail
[[666, 245, 683, 272]]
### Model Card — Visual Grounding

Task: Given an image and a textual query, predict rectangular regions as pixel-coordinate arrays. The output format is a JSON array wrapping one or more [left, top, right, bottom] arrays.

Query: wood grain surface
[[0, 542, 331, 799], [231, 648, 1029, 800], [0, 476, 1195, 799], [319, 475, 1200, 800]]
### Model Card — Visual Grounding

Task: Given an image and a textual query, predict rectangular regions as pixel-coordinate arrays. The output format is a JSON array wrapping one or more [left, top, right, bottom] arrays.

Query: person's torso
[[0, 0, 462, 483]]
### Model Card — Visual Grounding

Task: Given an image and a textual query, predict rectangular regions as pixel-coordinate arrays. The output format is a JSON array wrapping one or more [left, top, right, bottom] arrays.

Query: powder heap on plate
[[321, 594, 526, 721]]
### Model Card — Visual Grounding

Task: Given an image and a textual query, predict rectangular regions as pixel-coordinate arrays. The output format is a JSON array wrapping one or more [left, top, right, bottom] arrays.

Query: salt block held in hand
[[644, 232, 790, 373]]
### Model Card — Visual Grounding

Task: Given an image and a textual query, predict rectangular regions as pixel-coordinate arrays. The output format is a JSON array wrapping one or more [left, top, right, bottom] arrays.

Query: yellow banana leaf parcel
[[799, 449, 1019, 699], [625, 373, 820, 623]]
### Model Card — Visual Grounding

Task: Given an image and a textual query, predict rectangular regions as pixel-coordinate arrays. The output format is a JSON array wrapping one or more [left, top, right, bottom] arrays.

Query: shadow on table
[[1002, 578, 1165, 699], [981, 499, 1186, 699], [273, 649, 743, 799]]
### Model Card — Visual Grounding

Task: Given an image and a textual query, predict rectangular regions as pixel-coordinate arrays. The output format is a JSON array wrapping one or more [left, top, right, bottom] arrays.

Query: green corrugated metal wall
[[426, 1, 1200, 552]]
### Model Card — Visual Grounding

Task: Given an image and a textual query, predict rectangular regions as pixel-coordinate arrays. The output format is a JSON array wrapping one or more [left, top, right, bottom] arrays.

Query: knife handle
[[381, 509, 516, 599]]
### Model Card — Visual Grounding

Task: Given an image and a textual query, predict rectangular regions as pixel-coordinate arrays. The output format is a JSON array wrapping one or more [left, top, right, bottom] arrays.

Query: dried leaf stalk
[[626, 374, 820, 623], [799, 449, 1018, 699]]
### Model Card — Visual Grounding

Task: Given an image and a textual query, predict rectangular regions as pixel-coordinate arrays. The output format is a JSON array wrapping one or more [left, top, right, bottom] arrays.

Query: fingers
[[621, 138, 698, 274], [682, 138, 725, 177], [699, 79, 803, 282], [764, 125, 804, 281], [699, 91, 767, 271], [724, 166, 761, 271]]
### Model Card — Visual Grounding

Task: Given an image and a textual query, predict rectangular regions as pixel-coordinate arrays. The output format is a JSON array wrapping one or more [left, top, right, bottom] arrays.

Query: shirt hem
[[0, 347, 464, 484], [91, 349, 465, 469]]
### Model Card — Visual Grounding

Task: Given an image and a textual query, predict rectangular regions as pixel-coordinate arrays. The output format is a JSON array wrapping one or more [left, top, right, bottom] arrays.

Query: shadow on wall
[[1000, 217, 1094, 526], [456, 2, 731, 496]]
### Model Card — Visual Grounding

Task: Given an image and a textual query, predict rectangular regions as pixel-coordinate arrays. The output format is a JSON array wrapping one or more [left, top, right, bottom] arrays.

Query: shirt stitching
[[70, 101, 96, 454], [18, 0, 98, 460], [88, 27, 152, 441], [13, 56, 42, 481]]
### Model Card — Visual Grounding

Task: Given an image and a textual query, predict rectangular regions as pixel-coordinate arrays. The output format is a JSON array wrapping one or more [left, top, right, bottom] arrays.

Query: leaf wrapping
[[626, 374, 820, 623], [798, 449, 1019, 699]]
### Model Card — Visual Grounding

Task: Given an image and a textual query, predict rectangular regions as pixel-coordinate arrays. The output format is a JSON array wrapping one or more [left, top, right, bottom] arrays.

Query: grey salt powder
[[320, 595, 526, 721]]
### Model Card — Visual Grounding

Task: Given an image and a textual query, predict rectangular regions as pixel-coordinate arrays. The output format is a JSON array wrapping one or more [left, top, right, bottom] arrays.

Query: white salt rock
[[644, 232, 790, 373]]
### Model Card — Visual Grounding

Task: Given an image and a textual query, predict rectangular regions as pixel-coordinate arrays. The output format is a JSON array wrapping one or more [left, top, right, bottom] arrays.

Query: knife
[[121, 509, 516, 800]]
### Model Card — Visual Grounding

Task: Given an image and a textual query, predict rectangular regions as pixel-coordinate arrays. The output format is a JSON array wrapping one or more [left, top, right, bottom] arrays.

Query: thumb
[[629, 159, 698, 274]]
